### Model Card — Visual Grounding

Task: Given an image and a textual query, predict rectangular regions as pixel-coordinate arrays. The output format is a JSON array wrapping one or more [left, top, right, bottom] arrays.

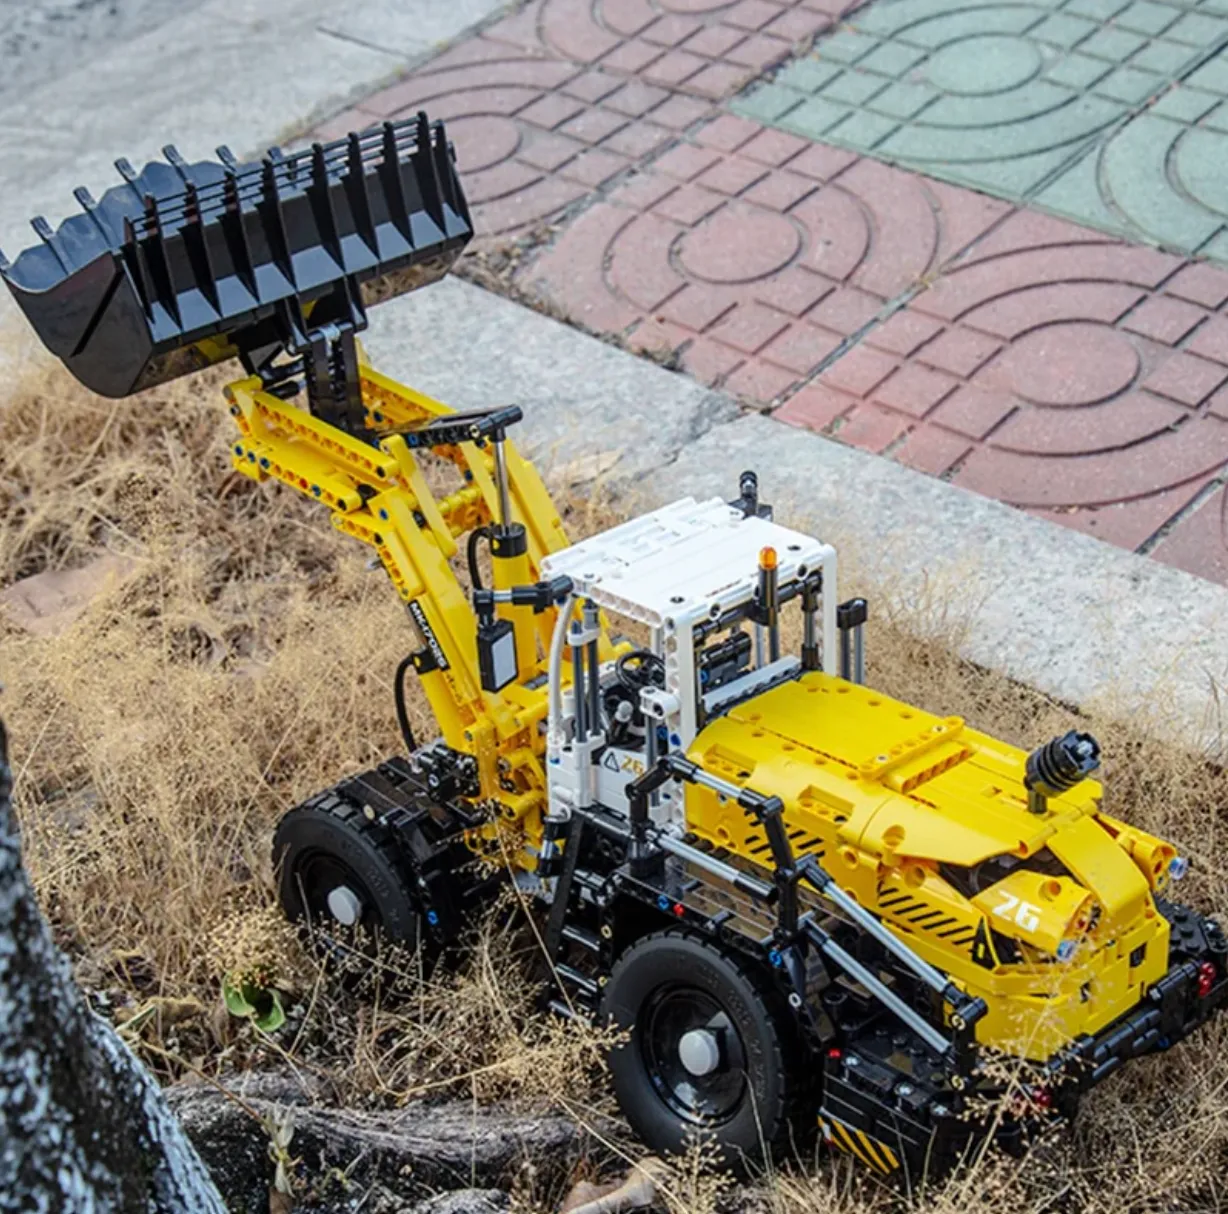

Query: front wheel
[[273, 790, 423, 965], [600, 931, 813, 1166]]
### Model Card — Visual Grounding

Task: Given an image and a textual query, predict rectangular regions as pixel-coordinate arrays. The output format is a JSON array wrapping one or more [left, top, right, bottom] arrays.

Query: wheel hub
[[678, 1028, 721, 1077], [642, 986, 747, 1124], [326, 884, 364, 926]]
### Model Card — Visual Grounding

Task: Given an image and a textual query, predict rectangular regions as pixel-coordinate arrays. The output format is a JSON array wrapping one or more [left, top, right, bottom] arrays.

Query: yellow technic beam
[[222, 364, 570, 804]]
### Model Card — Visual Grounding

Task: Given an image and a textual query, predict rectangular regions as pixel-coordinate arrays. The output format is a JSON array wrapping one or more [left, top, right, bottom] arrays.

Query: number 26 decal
[[994, 891, 1040, 933]]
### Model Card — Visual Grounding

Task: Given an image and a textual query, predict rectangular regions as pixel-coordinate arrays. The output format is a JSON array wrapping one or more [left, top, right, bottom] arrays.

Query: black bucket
[[1, 113, 473, 398]]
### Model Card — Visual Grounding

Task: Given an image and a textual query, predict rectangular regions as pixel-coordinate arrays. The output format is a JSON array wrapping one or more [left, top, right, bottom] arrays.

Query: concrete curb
[[364, 279, 1228, 755]]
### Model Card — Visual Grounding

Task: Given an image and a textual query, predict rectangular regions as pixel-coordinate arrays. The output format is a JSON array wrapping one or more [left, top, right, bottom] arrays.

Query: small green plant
[[221, 973, 285, 1032], [208, 901, 296, 1033]]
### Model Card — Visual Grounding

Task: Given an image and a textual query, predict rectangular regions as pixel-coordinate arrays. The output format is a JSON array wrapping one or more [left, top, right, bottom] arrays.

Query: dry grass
[[2, 355, 1228, 1212]]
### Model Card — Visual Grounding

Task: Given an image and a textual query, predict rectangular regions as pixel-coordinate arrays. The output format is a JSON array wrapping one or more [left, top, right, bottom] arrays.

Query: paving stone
[[517, 117, 1006, 404], [1030, 478, 1211, 548], [1152, 485, 1228, 581], [306, 0, 1228, 586], [779, 207, 1228, 555], [733, 0, 1225, 205], [1030, 35, 1228, 259], [484, 0, 856, 100]]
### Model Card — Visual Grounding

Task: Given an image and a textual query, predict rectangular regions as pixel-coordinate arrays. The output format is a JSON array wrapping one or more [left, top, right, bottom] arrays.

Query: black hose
[[467, 526, 492, 590], [394, 654, 417, 755]]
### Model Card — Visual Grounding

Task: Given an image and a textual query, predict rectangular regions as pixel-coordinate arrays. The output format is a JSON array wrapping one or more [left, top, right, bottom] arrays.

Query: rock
[[406, 1190, 510, 1214], [0, 553, 137, 636], [164, 1074, 587, 1213]]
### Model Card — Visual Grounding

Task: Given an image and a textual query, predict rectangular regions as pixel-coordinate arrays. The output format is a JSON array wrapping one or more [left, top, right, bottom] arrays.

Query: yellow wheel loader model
[[6, 114, 1225, 1181]]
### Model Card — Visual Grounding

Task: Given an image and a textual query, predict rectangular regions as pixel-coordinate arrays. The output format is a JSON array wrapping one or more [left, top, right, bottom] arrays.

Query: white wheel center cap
[[327, 885, 363, 926], [678, 1029, 721, 1077]]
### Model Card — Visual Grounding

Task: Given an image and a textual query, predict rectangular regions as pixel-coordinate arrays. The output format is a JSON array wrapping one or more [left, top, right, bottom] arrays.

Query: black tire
[[600, 930, 811, 1166], [272, 791, 421, 958]]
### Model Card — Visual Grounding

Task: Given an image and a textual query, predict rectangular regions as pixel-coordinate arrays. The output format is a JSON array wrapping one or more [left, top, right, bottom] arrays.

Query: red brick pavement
[[315, 0, 856, 241], [312, 0, 1228, 581], [1153, 487, 1228, 583], [518, 119, 1007, 401], [781, 211, 1228, 551]]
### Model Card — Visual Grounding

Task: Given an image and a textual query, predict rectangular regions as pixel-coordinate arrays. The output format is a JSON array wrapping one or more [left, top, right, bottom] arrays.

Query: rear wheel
[[273, 791, 422, 963], [600, 931, 812, 1166]]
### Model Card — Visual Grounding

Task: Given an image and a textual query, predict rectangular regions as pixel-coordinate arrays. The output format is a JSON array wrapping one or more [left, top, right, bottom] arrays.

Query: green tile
[[1102, 116, 1224, 248], [1045, 51, 1113, 87], [821, 69, 890, 105], [1150, 84, 1219, 120], [1064, 0, 1130, 20], [1131, 39, 1198, 74], [775, 56, 843, 94], [1037, 115, 1223, 252], [1034, 147, 1127, 232], [902, 6, 1041, 46], [1173, 126, 1228, 227], [816, 29, 878, 63], [1166, 11, 1227, 46], [1198, 229, 1228, 261], [1186, 54, 1228, 91], [924, 78, 1076, 125], [733, 83, 806, 123], [1116, 0, 1179, 36], [1200, 99, 1228, 131], [1032, 12, 1099, 46], [733, 0, 1228, 267], [1079, 26, 1148, 58], [868, 80, 940, 118], [1094, 64, 1166, 101], [829, 109, 901, 147], [857, 41, 927, 75], [776, 95, 853, 139]]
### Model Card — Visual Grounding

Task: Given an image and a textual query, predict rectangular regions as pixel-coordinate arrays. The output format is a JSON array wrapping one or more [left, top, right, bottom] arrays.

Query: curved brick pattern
[[779, 209, 1228, 552], [733, 0, 1226, 201], [334, 40, 702, 238], [313, 2, 871, 242], [515, 118, 1006, 404], [484, 0, 858, 98], [1037, 47, 1228, 260]]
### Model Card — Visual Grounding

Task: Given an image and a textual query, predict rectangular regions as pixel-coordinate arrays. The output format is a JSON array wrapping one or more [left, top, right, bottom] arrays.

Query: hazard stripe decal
[[820, 1116, 901, 1174]]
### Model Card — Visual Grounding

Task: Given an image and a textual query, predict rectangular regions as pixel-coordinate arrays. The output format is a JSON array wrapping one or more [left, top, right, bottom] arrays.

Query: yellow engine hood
[[684, 671, 1173, 1057]]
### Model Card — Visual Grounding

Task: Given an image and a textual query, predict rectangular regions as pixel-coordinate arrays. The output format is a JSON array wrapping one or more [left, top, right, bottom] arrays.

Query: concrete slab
[[363, 277, 740, 482], [733, 0, 1228, 210], [0, 0, 207, 104], [0, 0, 512, 258]]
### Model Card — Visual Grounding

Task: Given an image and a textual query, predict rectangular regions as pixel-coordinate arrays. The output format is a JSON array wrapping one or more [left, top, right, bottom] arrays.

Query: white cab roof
[[541, 497, 834, 628]]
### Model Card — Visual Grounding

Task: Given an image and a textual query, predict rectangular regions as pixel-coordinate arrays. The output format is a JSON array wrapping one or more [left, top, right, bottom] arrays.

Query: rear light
[[1198, 961, 1216, 999], [1030, 1085, 1053, 1110]]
